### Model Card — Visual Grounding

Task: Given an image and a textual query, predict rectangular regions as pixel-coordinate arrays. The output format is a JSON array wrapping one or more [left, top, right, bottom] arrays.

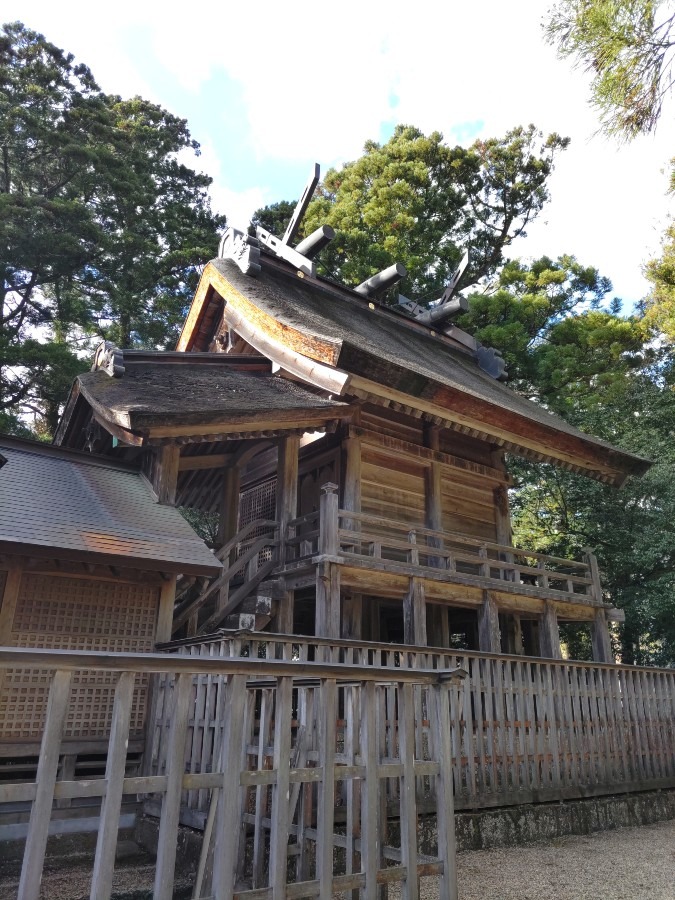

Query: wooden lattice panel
[[0, 574, 158, 740]]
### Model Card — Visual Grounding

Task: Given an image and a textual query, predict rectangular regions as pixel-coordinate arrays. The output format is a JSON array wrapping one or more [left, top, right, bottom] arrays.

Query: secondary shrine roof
[[0, 437, 222, 575]]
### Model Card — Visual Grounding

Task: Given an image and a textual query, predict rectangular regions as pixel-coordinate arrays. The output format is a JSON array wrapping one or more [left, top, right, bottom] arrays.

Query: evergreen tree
[[0, 22, 225, 434]]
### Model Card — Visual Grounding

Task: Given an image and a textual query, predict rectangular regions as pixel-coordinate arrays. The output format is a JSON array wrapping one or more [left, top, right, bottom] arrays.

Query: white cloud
[[9, 0, 675, 302]]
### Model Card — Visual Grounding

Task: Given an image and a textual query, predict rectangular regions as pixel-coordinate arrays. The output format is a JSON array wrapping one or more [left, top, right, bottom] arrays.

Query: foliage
[[0, 21, 225, 434], [256, 125, 568, 302], [459, 255, 647, 405], [546, 0, 675, 138], [644, 219, 675, 340], [251, 200, 296, 237]]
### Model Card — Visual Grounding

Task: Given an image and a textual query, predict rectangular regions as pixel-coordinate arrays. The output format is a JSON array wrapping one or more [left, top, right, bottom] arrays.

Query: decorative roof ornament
[[218, 228, 262, 276], [92, 341, 125, 378], [218, 164, 336, 278]]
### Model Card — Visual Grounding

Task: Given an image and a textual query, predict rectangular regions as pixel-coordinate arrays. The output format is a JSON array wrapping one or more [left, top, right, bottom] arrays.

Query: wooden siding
[[439, 463, 497, 541], [0, 573, 158, 742], [361, 446, 426, 527]]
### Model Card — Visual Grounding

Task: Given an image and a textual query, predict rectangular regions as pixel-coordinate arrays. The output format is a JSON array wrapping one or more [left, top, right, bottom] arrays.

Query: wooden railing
[[0, 647, 461, 900], [284, 492, 601, 606], [160, 632, 675, 818], [173, 519, 279, 635]]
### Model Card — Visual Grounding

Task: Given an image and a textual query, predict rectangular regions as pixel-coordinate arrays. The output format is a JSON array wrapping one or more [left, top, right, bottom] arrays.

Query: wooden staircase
[[172, 520, 279, 638]]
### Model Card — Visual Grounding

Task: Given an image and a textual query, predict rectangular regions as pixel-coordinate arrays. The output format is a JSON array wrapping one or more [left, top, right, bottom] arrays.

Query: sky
[[8, 0, 675, 309]]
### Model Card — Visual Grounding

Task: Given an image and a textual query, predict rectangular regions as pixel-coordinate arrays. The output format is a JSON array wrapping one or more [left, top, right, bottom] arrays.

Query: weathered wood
[[316, 680, 337, 900], [153, 673, 193, 900], [403, 577, 427, 646], [591, 608, 613, 663], [361, 681, 380, 900], [269, 677, 294, 900], [156, 577, 176, 644], [539, 601, 562, 659], [18, 670, 72, 900], [431, 683, 458, 900], [398, 682, 420, 900], [153, 444, 181, 505], [212, 674, 248, 900], [90, 671, 135, 900], [477, 592, 501, 653], [316, 484, 341, 638]]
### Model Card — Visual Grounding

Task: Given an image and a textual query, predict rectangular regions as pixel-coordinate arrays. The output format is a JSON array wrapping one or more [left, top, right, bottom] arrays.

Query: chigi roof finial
[[219, 164, 335, 278]]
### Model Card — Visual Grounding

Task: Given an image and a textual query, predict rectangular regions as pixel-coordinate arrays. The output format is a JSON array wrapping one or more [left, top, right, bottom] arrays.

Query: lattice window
[[0, 574, 158, 740], [238, 478, 277, 563], [239, 478, 277, 529]]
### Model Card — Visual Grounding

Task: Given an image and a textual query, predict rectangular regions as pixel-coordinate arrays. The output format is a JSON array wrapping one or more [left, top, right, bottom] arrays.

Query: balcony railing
[[283, 484, 602, 607]]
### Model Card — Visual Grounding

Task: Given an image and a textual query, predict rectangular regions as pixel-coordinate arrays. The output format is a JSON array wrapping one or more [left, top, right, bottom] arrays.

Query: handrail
[[172, 536, 279, 634], [337, 509, 590, 570], [0, 647, 460, 684], [163, 628, 675, 673], [216, 518, 278, 561]]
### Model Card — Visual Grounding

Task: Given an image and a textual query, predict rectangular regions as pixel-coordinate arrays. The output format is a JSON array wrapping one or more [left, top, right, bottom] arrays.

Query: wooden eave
[[177, 260, 650, 487], [0, 540, 221, 578]]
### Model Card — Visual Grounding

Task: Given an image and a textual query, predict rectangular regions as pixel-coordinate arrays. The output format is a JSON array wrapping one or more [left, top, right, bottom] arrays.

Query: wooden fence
[[0, 647, 461, 900], [158, 632, 675, 823]]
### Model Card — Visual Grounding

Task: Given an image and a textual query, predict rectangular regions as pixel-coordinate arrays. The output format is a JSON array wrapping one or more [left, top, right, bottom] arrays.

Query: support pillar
[[315, 483, 341, 638], [149, 444, 180, 505], [539, 600, 562, 659], [424, 424, 443, 568], [591, 609, 613, 663], [340, 431, 362, 639], [274, 435, 299, 633], [403, 577, 427, 646], [216, 465, 240, 615], [477, 591, 501, 653]]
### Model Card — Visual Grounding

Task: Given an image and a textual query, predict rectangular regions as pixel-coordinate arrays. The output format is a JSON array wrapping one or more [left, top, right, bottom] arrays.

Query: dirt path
[[453, 820, 675, 900], [1, 820, 673, 899]]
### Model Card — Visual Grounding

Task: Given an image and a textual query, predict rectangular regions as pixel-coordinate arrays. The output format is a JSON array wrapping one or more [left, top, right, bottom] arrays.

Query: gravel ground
[[0, 820, 673, 899]]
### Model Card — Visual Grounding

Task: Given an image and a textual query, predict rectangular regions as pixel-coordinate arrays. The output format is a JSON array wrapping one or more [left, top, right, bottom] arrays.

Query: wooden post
[[152, 444, 180, 505], [539, 600, 562, 659], [18, 670, 72, 900], [342, 432, 362, 526], [360, 681, 380, 900], [591, 608, 613, 663], [217, 466, 241, 554], [424, 424, 443, 568], [582, 548, 603, 603], [0, 562, 22, 700], [432, 682, 458, 900], [212, 674, 248, 900], [274, 436, 300, 632], [91, 672, 135, 900], [156, 576, 177, 644], [342, 592, 363, 640], [477, 591, 500, 653], [153, 673, 192, 900], [316, 483, 341, 638], [341, 433, 363, 637], [403, 577, 427, 646]]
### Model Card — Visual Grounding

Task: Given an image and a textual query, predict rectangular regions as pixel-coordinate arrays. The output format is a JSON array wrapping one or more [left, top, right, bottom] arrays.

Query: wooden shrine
[[53, 195, 649, 665], [0, 436, 220, 773]]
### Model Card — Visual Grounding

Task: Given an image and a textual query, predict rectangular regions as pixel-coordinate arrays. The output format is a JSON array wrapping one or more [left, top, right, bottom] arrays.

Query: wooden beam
[[178, 453, 231, 472], [275, 436, 300, 633]]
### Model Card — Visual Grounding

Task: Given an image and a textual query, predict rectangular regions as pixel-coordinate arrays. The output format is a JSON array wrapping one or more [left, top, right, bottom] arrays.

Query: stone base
[[419, 788, 675, 852]]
